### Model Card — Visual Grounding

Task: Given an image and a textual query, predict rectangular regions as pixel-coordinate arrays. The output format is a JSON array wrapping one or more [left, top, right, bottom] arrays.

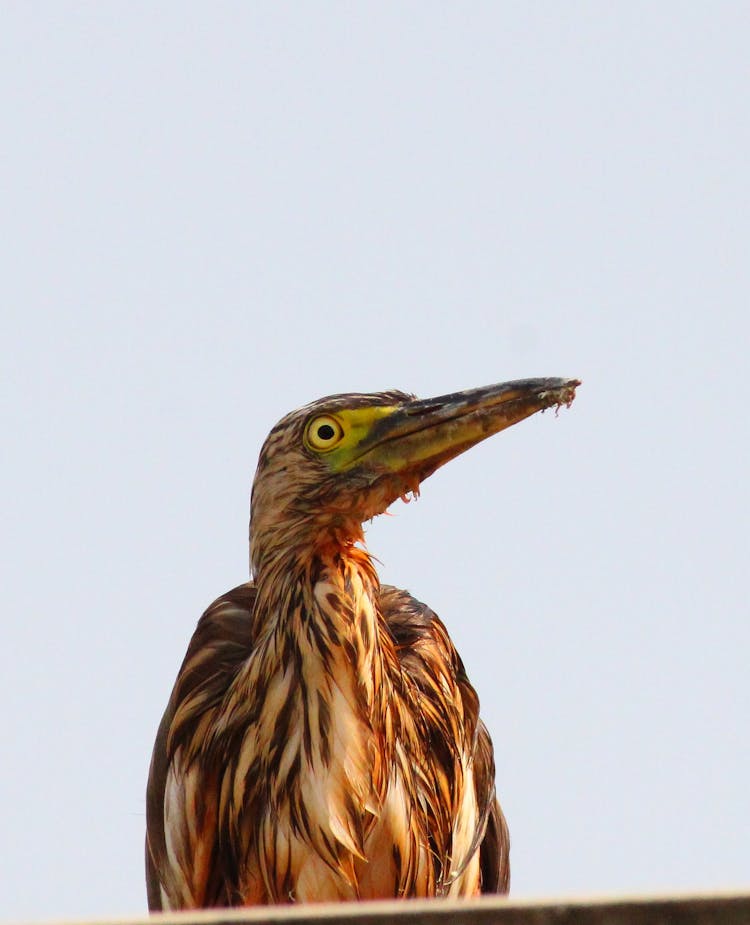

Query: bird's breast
[[224, 571, 419, 902]]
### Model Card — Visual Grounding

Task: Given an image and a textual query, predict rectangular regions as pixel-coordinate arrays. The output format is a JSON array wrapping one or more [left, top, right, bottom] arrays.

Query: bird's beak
[[355, 377, 580, 482]]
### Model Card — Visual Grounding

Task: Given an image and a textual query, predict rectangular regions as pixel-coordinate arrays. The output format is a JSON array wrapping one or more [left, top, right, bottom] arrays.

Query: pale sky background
[[2, 3, 749, 921]]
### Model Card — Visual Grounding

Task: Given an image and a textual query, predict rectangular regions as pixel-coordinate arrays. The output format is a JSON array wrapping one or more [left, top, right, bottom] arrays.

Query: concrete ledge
[[33, 892, 750, 925]]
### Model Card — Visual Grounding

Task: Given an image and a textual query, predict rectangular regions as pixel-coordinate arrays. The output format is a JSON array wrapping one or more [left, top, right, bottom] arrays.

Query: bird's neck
[[252, 538, 380, 642], [250, 538, 397, 720]]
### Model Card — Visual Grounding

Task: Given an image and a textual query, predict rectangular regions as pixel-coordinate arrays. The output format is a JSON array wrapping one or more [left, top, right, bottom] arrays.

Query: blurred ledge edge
[[13, 892, 750, 925]]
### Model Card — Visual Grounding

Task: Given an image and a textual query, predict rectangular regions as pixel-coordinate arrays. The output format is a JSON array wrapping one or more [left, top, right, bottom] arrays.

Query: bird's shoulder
[[380, 584, 479, 739], [165, 582, 258, 760], [158, 581, 483, 762]]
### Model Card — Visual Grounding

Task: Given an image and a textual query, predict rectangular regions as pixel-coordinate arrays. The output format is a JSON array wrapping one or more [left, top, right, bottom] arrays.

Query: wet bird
[[146, 377, 579, 909]]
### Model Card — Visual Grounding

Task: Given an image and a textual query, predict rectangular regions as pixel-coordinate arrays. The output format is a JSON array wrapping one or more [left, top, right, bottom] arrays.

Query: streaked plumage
[[146, 378, 578, 908]]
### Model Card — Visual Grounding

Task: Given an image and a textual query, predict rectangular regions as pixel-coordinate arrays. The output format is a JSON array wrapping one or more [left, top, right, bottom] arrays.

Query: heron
[[146, 376, 579, 909]]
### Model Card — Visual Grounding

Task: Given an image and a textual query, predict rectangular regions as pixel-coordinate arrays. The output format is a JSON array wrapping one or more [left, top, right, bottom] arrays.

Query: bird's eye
[[306, 415, 345, 451]]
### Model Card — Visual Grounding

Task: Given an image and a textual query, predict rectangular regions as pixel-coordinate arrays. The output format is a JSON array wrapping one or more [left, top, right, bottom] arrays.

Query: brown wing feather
[[145, 695, 173, 910], [380, 586, 510, 894], [146, 583, 257, 909], [475, 723, 511, 893]]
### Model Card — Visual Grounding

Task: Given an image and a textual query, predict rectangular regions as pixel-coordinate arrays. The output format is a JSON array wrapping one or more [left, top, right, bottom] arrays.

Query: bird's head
[[249, 377, 579, 574]]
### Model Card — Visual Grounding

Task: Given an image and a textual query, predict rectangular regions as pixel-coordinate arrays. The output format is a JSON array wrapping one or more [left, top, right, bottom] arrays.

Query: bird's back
[[146, 582, 509, 908]]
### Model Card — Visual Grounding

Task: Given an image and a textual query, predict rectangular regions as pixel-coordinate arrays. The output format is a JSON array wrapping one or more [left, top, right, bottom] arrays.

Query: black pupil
[[317, 423, 335, 441]]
